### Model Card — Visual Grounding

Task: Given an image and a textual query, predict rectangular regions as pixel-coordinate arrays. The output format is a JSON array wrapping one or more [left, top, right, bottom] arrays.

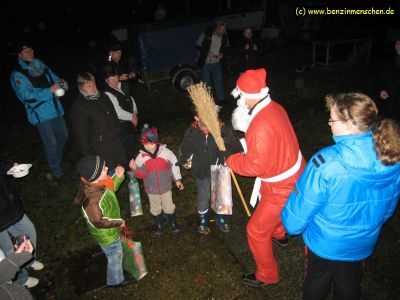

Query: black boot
[[166, 213, 181, 234], [154, 213, 163, 235]]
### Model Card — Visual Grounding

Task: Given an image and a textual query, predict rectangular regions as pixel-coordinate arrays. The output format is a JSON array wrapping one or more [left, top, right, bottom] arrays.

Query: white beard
[[236, 94, 247, 108], [232, 105, 251, 133]]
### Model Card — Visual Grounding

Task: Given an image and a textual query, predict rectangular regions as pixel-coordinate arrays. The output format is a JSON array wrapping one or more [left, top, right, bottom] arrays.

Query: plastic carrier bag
[[210, 164, 233, 215], [120, 227, 148, 280], [128, 172, 143, 217]]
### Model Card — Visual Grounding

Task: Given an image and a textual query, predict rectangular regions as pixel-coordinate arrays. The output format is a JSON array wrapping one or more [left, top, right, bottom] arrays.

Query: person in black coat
[[106, 44, 136, 82], [103, 66, 139, 160], [70, 73, 127, 172], [378, 37, 400, 122], [236, 27, 259, 73], [0, 240, 34, 299], [176, 107, 243, 234], [0, 160, 42, 288]]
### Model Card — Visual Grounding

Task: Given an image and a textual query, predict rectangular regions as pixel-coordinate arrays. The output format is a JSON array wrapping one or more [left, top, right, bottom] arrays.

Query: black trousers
[[303, 248, 363, 300]]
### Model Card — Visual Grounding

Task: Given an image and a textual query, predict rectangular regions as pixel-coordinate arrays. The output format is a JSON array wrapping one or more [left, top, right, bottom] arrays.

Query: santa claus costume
[[226, 68, 306, 286]]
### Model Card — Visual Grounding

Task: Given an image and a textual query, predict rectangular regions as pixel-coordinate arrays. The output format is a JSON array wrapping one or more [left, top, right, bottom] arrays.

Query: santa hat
[[231, 68, 269, 99]]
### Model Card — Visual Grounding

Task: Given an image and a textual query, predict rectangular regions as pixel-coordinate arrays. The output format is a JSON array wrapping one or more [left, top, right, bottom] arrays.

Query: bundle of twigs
[[187, 82, 226, 151], [187, 82, 251, 217]]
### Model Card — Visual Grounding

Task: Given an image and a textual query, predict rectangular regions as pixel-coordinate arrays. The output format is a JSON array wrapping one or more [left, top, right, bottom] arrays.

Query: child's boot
[[198, 212, 210, 234], [166, 213, 181, 234], [216, 214, 230, 232], [154, 213, 163, 235]]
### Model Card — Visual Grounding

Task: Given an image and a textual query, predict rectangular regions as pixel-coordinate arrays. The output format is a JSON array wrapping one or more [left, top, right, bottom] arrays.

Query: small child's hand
[[129, 159, 137, 170], [115, 165, 125, 177], [176, 181, 184, 190], [15, 239, 33, 254], [120, 220, 126, 228]]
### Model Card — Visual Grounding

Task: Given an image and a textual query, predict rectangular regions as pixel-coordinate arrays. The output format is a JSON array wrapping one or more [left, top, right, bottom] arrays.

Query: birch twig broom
[[187, 83, 251, 217]]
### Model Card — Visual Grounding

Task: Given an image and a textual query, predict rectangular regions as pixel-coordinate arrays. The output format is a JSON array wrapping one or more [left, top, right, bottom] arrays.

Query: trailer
[[112, 10, 265, 91]]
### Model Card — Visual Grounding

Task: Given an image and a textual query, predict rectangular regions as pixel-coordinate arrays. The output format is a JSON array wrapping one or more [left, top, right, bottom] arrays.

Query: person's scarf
[[19, 57, 47, 77], [79, 88, 100, 100], [142, 144, 160, 159]]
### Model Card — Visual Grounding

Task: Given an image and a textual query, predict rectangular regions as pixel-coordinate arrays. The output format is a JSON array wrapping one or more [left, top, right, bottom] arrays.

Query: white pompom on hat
[[231, 68, 269, 100]]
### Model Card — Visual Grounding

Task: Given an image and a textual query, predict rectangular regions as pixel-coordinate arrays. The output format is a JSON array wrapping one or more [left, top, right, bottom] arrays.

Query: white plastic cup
[[55, 88, 65, 97]]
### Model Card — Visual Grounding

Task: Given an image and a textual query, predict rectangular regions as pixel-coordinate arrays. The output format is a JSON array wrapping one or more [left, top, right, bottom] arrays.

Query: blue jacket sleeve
[[281, 155, 327, 235], [10, 71, 53, 104], [45, 64, 67, 91], [383, 190, 400, 223]]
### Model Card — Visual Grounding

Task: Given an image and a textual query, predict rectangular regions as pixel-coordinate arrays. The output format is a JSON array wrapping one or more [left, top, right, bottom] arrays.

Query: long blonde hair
[[326, 93, 400, 165]]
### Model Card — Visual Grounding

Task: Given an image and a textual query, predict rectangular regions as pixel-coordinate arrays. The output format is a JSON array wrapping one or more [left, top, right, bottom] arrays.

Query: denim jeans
[[99, 239, 124, 286], [36, 115, 68, 177], [0, 214, 37, 284], [201, 62, 224, 103]]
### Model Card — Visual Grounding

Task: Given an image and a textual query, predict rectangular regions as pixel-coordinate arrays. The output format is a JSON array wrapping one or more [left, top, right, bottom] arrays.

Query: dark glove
[[218, 151, 228, 164]]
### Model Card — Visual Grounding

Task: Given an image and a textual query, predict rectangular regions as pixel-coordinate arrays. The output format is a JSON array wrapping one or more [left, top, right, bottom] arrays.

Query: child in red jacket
[[129, 126, 184, 235]]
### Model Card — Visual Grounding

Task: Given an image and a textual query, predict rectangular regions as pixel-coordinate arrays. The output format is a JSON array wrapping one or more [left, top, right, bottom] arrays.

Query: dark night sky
[[1, 0, 398, 46], [0, 0, 263, 43], [1, 0, 399, 86]]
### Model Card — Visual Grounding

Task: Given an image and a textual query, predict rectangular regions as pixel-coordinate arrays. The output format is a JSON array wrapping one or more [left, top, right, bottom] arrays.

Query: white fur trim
[[233, 86, 269, 100], [239, 138, 247, 153], [231, 87, 241, 98]]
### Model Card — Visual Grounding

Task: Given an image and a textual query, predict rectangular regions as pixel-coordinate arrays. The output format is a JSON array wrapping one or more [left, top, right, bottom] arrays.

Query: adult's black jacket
[[103, 82, 135, 136], [379, 56, 400, 121], [0, 160, 24, 232], [70, 93, 127, 169], [177, 124, 243, 179], [196, 28, 229, 68]]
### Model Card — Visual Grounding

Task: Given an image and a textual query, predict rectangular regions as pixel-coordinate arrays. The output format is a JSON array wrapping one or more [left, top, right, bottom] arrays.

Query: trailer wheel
[[173, 70, 198, 91]]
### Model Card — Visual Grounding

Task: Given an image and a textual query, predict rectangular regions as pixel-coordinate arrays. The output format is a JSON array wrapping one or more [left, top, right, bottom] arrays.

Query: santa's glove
[[218, 151, 228, 163]]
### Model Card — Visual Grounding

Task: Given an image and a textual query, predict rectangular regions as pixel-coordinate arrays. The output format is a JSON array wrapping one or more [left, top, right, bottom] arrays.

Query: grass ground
[[1, 42, 399, 299]]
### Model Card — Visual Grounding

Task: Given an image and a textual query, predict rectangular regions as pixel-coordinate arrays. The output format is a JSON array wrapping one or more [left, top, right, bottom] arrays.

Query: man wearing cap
[[196, 20, 229, 107], [107, 44, 136, 82], [10, 43, 69, 180], [226, 68, 306, 286], [75, 155, 132, 288]]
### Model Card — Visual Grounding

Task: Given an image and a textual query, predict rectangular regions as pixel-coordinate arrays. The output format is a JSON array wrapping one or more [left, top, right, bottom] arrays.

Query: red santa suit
[[226, 69, 305, 284]]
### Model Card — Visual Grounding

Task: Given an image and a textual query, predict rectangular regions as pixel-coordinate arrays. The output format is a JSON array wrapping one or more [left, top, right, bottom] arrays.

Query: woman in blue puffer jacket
[[282, 92, 400, 300]]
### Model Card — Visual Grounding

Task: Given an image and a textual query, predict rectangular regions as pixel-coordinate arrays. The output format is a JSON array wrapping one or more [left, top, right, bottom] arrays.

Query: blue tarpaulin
[[136, 21, 210, 71]]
